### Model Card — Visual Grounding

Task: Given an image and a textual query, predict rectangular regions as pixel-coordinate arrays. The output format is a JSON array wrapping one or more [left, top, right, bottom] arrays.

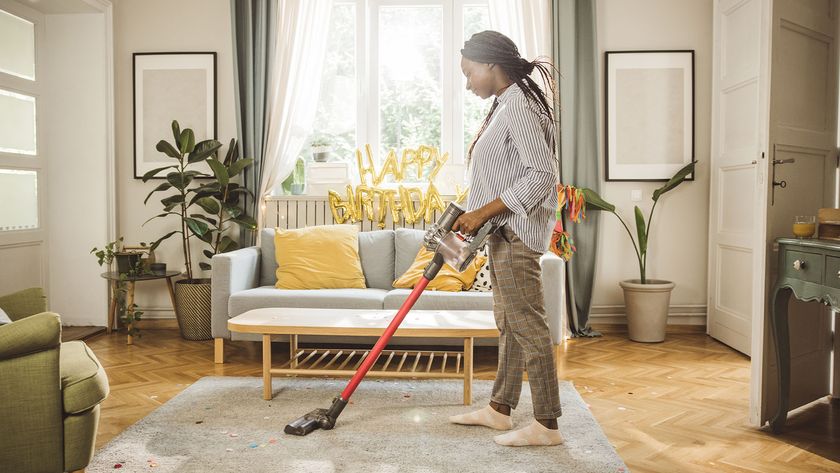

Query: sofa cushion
[[358, 230, 395, 290], [393, 247, 486, 291], [394, 228, 425, 279], [467, 248, 492, 292], [260, 228, 277, 286], [60, 341, 109, 415], [274, 225, 366, 289], [383, 289, 493, 311], [262, 228, 398, 289], [229, 287, 387, 317]]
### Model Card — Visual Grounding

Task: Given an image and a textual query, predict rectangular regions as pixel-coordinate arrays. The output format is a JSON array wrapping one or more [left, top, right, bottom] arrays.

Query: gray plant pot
[[115, 252, 142, 274], [290, 183, 306, 195], [173, 279, 212, 340], [619, 279, 675, 343], [312, 151, 330, 162]]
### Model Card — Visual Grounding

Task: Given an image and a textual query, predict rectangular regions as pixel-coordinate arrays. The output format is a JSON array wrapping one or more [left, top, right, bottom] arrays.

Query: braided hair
[[462, 30, 558, 162]]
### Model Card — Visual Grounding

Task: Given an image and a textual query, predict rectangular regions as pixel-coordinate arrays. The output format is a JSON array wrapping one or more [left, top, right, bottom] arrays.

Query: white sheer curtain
[[487, 0, 552, 60], [257, 0, 333, 235]]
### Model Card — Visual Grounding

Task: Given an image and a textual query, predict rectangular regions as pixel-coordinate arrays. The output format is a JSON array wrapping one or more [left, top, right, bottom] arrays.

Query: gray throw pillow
[[0, 308, 12, 325]]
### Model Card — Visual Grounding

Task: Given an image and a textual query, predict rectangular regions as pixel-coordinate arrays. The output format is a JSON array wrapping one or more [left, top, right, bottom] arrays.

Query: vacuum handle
[[437, 202, 465, 232]]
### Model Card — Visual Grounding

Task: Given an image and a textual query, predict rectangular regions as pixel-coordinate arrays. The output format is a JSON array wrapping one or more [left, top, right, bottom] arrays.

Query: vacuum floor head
[[284, 408, 334, 436], [285, 396, 347, 436]]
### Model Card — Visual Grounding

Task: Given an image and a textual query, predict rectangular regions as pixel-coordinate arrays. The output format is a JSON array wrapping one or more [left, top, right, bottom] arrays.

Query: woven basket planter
[[174, 279, 212, 340]]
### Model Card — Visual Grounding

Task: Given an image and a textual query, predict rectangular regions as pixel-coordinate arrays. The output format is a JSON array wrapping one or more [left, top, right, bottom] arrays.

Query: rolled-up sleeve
[[499, 101, 556, 217]]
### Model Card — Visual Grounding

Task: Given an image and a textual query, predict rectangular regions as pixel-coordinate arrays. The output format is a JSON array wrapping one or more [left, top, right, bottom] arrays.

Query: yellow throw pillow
[[393, 247, 487, 291], [274, 225, 366, 290]]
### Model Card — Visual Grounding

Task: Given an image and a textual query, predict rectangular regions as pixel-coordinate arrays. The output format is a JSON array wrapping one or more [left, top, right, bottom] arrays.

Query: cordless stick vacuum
[[284, 202, 497, 436]]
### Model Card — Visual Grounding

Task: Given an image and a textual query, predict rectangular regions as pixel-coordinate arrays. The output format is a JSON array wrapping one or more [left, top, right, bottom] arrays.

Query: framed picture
[[605, 50, 694, 181], [133, 52, 217, 179]]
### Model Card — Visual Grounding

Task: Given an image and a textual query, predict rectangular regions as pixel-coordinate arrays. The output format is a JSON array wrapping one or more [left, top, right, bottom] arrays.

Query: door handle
[[772, 158, 795, 165]]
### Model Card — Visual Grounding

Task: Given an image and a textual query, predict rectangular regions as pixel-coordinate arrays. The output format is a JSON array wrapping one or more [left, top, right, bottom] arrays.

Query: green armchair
[[0, 288, 110, 473]]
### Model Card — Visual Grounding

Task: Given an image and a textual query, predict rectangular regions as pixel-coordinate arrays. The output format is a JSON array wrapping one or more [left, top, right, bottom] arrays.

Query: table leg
[[125, 281, 135, 345], [263, 334, 272, 400], [290, 334, 298, 369], [464, 337, 474, 405], [833, 311, 839, 401], [106, 281, 116, 334], [770, 286, 791, 433]]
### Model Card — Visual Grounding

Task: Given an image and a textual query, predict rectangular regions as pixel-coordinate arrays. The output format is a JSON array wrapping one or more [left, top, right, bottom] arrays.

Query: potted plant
[[142, 120, 256, 340], [311, 136, 332, 162], [91, 237, 143, 342], [90, 236, 143, 275], [582, 162, 695, 342], [290, 157, 306, 195]]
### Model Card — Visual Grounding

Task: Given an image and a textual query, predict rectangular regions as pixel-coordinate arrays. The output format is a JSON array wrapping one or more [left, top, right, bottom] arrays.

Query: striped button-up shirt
[[466, 84, 558, 253]]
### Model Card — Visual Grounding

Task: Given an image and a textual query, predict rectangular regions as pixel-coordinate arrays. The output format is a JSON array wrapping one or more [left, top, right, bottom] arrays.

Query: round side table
[[100, 271, 180, 344]]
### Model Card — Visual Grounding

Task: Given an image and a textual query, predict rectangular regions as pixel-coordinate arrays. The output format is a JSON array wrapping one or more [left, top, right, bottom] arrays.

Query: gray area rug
[[90, 376, 627, 473]]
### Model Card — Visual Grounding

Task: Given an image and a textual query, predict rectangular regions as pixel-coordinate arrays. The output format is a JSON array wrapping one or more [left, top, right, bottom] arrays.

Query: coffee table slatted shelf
[[228, 308, 498, 405]]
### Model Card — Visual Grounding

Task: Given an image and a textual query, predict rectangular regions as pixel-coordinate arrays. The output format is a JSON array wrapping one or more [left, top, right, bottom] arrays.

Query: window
[[0, 6, 40, 233], [301, 0, 491, 182]]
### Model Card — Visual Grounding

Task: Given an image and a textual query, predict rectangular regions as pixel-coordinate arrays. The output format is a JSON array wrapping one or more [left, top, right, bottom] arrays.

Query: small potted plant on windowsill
[[311, 136, 332, 163], [581, 161, 696, 343], [290, 157, 306, 195]]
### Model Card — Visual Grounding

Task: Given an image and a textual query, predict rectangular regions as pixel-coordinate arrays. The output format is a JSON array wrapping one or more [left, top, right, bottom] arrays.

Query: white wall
[[44, 12, 111, 326], [113, 0, 236, 317], [591, 0, 712, 325]]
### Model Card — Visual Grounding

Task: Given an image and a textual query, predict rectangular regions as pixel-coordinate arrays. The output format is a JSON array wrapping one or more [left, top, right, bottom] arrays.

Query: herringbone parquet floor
[[85, 326, 840, 473]]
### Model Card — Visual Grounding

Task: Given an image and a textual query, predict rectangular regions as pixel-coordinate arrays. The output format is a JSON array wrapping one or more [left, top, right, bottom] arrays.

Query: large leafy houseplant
[[142, 121, 256, 280], [141, 120, 256, 340], [580, 161, 696, 342], [581, 161, 696, 284]]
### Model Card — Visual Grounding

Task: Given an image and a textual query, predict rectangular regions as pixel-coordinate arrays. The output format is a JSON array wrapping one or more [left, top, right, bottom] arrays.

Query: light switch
[[631, 189, 642, 202]]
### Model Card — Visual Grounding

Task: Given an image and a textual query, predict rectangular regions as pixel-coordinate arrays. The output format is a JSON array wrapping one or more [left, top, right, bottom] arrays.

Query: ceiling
[[19, 0, 102, 14]]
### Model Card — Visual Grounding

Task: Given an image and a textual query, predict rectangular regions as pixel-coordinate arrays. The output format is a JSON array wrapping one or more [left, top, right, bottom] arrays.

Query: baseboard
[[590, 323, 707, 334], [588, 304, 707, 326], [135, 318, 179, 329], [138, 305, 708, 330]]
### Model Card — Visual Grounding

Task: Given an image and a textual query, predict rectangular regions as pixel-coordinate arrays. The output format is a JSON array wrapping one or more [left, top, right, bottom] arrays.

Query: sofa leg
[[215, 338, 225, 364]]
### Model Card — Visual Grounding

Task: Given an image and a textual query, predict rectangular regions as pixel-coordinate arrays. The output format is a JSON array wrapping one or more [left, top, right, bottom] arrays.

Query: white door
[[708, 0, 770, 359], [0, 1, 47, 296], [762, 0, 838, 426]]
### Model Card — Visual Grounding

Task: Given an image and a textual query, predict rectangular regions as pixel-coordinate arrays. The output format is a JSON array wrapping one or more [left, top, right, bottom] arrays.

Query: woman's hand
[[452, 210, 488, 236]]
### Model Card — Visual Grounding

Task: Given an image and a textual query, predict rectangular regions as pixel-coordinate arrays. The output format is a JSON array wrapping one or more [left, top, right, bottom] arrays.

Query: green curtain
[[231, 0, 278, 247], [553, 0, 601, 337]]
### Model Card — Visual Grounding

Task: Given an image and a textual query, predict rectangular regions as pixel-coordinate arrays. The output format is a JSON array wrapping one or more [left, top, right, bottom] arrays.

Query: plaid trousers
[[488, 225, 562, 419]]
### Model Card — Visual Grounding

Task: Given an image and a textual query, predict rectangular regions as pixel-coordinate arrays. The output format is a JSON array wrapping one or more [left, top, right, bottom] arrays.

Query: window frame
[[340, 0, 488, 167], [0, 0, 44, 239]]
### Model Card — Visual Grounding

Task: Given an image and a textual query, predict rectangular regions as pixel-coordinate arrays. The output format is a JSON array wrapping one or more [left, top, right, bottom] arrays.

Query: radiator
[[263, 195, 453, 231]]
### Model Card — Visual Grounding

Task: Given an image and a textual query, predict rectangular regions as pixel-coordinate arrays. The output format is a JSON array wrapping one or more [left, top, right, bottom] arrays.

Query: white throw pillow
[[467, 248, 492, 292], [0, 308, 12, 325]]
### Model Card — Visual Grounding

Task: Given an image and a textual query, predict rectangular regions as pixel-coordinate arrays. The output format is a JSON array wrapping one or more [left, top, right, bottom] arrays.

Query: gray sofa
[[212, 227, 565, 363]]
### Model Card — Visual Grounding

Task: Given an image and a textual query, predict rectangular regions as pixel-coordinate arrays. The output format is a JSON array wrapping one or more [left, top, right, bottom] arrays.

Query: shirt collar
[[495, 84, 519, 104]]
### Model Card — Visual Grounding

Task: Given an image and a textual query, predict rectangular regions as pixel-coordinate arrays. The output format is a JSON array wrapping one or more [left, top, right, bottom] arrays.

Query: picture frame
[[604, 50, 694, 181], [133, 52, 217, 179]]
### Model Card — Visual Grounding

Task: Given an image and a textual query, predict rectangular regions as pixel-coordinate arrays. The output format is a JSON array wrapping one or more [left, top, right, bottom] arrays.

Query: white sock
[[493, 420, 564, 446], [448, 405, 513, 430]]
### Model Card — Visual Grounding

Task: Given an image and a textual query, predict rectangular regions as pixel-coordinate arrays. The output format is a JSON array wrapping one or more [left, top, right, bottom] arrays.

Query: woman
[[448, 30, 563, 447]]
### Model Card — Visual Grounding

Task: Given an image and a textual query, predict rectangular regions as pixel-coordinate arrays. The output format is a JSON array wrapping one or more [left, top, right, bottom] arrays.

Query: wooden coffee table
[[227, 308, 498, 405]]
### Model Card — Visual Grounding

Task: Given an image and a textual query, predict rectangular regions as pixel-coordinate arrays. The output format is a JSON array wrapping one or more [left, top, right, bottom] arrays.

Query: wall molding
[[142, 304, 709, 326], [589, 304, 707, 326]]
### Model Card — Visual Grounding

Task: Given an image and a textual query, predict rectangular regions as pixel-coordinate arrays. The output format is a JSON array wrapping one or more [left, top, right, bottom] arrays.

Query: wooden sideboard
[[769, 238, 840, 432]]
